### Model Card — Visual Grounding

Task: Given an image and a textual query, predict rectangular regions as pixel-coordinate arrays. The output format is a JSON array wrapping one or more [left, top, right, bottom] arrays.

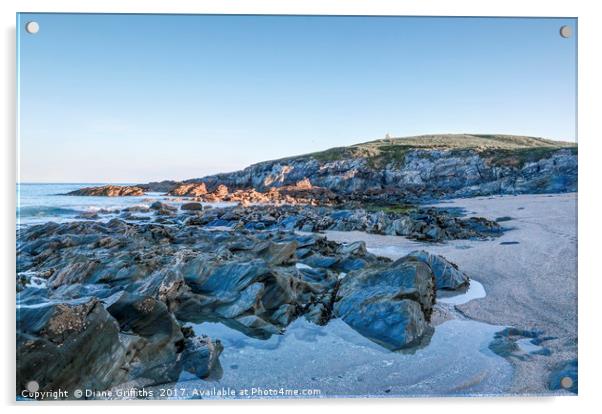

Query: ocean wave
[[17, 206, 84, 218]]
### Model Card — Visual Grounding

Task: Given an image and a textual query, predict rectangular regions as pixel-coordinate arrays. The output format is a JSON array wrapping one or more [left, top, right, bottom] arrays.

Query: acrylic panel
[[16, 13, 578, 400]]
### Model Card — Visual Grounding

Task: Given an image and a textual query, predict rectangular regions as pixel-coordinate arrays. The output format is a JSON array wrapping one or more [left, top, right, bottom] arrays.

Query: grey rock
[[181, 202, 203, 211], [150, 201, 176, 212], [16, 215, 475, 394], [65, 185, 145, 197], [106, 292, 185, 385], [181, 336, 223, 380], [16, 298, 134, 395], [334, 258, 435, 349], [175, 135, 576, 200], [405, 250, 469, 290]]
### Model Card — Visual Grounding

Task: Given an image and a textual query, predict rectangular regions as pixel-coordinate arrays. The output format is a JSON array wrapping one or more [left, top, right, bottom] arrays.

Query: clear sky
[[17, 14, 577, 183]]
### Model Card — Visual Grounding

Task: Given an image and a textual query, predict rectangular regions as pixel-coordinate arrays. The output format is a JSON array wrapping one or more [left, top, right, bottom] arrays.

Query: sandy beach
[[326, 192, 577, 394]]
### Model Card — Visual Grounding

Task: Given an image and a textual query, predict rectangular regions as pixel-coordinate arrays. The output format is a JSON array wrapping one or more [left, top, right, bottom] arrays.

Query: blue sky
[[17, 14, 577, 183]]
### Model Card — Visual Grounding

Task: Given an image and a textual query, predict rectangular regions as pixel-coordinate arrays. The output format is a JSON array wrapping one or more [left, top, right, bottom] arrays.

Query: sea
[[16, 183, 170, 226]]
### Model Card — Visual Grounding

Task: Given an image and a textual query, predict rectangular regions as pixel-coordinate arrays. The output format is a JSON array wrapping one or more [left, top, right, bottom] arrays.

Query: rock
[[65, 185, 145, 197], [304, 303, 327, 325], [214, 282, 264, 319], [405, 250, 469, 290], [295, 178, 313, 189], [334, 258, 435, 349], [172, 135, 576, 200], [261, 241, 298, 266], [196, 204, 502, 242], [105, 292, 185, 385], [122, 205, 150, 213], [139, 180, 180, 193], [17, 212, 477, 393], [181, 202, 203, 211], [214, 185, 229, 197], [183, 260, 270, 298], [76, 211, 100, 220], [169, 183, 208, 197], [179, 256, 321, 331], [424, 225, 443, 240], [337, 241, 367, 256], [16, 298, 133, 395], [488, 327, 548, 361], [271, 304, 297, 326], [233, 314, 281, 337], [149, 201, 176, 211], [181, 336, 223, 379], [390, 217, 414, 236]]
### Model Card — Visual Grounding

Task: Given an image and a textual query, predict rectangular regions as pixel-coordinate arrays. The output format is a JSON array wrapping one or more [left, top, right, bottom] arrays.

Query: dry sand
[[325, 192, 577, 394]]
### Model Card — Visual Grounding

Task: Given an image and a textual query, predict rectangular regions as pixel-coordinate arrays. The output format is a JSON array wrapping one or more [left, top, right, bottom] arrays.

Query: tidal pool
[[438, 280, 487, 306], [161, 316, 513, 399]]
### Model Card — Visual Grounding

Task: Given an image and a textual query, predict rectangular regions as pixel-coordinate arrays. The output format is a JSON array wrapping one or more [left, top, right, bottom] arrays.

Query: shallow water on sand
[[156, 317, 512, 399], [438, 280, 487, 305]]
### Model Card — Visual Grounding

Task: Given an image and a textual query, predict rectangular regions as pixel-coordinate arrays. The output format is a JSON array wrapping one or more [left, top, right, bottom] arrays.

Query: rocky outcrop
[[179, 204, 502, 242], [65, 185, 145, 197], [175, 135, 577, 200], [67, 135, 577, 203], [169, 179, 341, 206], [16, 214, 472, 396], [16, 290, 224, 395]]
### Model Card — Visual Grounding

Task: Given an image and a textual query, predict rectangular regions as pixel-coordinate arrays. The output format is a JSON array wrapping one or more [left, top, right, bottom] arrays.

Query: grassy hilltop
[[273, 134, 577, 168]]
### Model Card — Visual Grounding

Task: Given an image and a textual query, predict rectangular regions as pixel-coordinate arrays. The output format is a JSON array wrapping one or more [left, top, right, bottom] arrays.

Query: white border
[[2, 1, 601, 412]]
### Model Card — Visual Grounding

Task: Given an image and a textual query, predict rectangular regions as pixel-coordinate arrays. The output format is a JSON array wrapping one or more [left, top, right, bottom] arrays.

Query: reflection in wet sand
[[160, 317, 512, 399]]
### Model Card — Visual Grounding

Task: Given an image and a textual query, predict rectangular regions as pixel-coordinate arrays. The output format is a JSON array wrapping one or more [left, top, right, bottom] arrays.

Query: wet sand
[[149, 317, 512, 399], [325, 192, 577, 394]]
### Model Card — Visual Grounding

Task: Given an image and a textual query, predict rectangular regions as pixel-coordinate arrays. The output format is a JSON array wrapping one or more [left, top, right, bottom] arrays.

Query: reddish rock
[[66, 185, 145, 197], [169, 183, 208, 197]]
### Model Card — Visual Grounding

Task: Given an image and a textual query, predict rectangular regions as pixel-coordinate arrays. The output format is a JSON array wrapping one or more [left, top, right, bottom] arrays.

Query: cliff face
[[188, 134, 577, 199]]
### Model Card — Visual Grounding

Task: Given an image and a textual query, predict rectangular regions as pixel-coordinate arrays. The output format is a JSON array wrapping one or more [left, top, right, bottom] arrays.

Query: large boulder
[[405, 250, 469, 290], [16, 298, 133, 395], [334, 258, 435, 350]]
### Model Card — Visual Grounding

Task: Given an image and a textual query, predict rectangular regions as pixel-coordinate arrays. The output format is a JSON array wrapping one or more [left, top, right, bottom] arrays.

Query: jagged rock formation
[[179, 204, 502, 242], [69, 135, 577, 203], [17, 217, 469, 396], [173, 134, 577, 200]]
